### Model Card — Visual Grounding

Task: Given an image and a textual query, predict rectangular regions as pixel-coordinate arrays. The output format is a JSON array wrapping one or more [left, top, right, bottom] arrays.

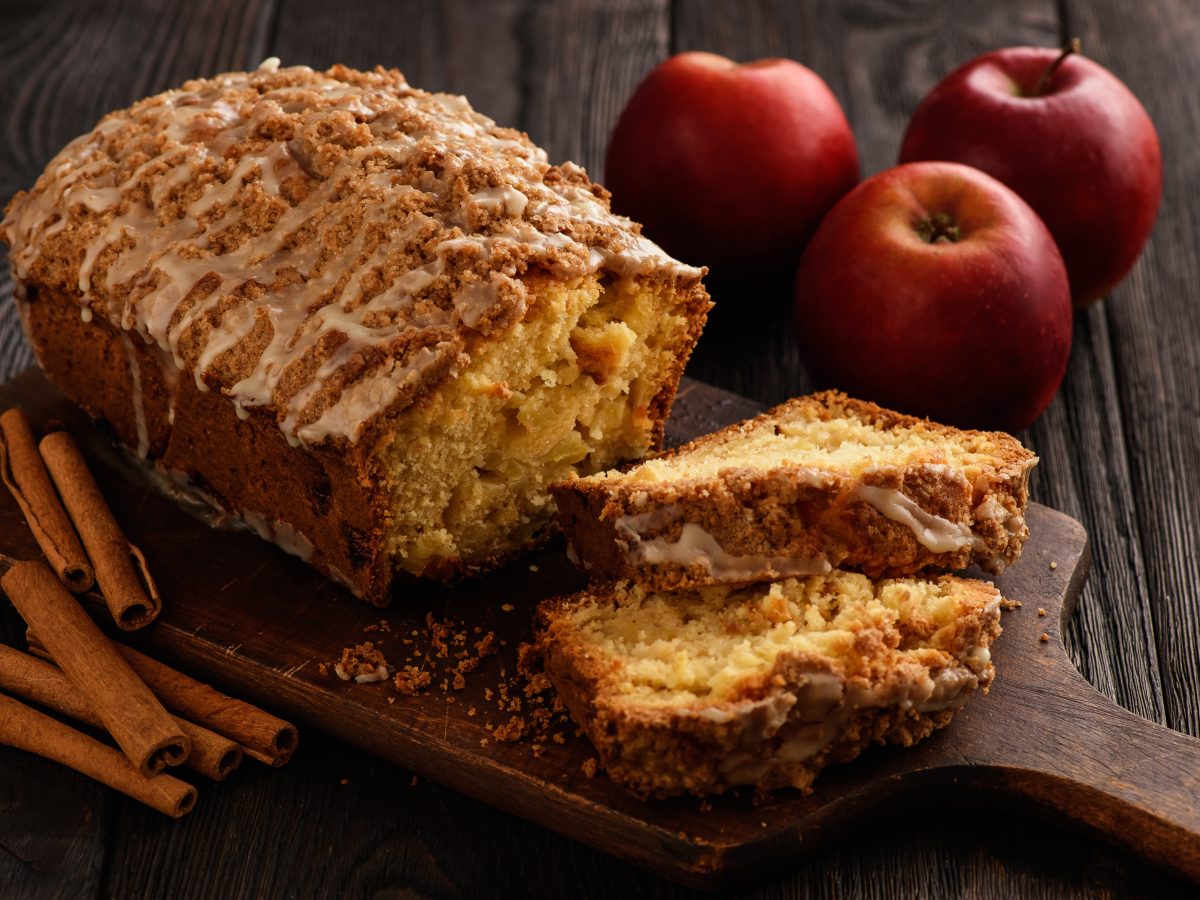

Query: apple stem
[[1033, 38, 1081, 96]]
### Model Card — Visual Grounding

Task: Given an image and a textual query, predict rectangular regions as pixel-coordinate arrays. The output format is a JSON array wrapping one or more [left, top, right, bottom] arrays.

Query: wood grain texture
[[0, 0, 1197, 896], [268, 0, 524, 127], [2, 367, 1197, 893], [671, 0, 1186, 896], [1062, 0, 1200, 740]]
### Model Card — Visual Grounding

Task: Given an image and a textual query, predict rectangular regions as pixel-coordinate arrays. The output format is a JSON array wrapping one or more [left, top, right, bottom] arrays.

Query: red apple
[[793, 162, 1072, 432], [605, 52, 859, 282], [899, 44, 1162, 307]]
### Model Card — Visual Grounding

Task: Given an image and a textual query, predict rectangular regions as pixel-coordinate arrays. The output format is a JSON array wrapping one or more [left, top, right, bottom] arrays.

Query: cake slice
[[0, 62, 710, 604], [552, 391, 1036, 591], [535, 570, 1001, 798]]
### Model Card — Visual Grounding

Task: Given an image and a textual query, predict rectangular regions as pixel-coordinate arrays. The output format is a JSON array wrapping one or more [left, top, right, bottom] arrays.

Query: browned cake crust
[[552, 392, 1037, 591], [20, 281, 394, 599], [1, 63, 704, 443], [2, 62, 709, 603], [534, 574, 1002, 799], [19, 274, 704, 603]]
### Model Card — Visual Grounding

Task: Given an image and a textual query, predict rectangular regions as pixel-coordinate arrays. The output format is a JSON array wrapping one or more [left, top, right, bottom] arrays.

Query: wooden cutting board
[[0, 368, 1197, 891]]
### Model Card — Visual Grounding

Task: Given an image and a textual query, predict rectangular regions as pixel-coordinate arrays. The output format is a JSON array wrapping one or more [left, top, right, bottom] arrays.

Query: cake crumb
[[528, 564, 539, 573], [475, 632, 497, 657], [1049, 561, 1058, 570], [493, 716, 527, 742], [394, 665, 432, 695], [339, 778, 349, 786], [410, 776, 420, 787], [1039, 633, 1050, 643], [501, 603, 514, 612], [480, 737, 490, 747], [581, 758, 599, 778], [333, 642, 389, 683], [1037, 607, 1047, 617], [698, 800, 712, 813]]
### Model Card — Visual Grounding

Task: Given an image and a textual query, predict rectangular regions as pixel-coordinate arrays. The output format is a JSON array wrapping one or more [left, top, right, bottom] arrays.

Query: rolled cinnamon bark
[[3, 560, 189, 775], [0, 691, 196, 818], [27, 633, 297, 766], [0, 645, 241, 781], [0, 408, 93, 592], [38, 430, 161, 630]]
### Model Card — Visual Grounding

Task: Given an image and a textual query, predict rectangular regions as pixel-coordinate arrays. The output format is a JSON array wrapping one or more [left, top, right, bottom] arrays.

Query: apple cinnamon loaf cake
[[535, 569, 1002, 798], [0, 61, 710, 604], [552, 392, 1036, 591]]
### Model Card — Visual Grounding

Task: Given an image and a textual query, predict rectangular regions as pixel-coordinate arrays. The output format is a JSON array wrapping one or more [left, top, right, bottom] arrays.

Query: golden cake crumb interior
[[378, 273, 696, 573], [566, 571, 987, 706], [624, 397, 1009, 484]]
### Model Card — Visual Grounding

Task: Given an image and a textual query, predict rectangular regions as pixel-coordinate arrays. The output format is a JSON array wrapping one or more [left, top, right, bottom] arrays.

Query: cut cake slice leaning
[[551, 391, 1037, 592], [534, 570, 1002, 798]]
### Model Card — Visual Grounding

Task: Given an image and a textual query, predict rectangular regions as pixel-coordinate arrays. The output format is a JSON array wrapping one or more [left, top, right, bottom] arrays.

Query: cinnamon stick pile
[[0, 407, 158, 629], [0, 408, 298, 817]]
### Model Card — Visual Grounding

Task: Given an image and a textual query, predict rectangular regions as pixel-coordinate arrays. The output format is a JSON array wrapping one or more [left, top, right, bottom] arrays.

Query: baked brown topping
[[1, 60, 700, 447]]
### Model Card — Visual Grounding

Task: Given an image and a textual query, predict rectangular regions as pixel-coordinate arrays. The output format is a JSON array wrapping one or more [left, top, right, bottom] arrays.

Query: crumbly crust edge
[[551, 391, 1037, 590], [534, 575, 1003, 799]]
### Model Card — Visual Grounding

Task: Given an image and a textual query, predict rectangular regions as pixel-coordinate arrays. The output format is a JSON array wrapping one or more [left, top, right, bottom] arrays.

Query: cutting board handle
[[994, 667, 1200, 880]]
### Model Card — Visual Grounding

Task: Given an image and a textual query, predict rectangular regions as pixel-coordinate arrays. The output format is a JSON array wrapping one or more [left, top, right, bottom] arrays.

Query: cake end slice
[[534, 570, 1002, 799]]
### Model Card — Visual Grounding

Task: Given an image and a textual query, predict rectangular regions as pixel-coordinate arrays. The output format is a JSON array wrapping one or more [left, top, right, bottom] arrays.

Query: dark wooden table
[[0, 1, 1197, 897]]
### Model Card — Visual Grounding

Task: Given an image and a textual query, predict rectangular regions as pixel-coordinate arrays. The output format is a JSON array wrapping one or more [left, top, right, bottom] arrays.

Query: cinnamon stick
[[0, 408, 93, 592], [38, 430, 160, 630], [0, 692, 196, 818], [3, 560, 188, 775], [0, 645, 241, 781], [28, 633, 297, 767]]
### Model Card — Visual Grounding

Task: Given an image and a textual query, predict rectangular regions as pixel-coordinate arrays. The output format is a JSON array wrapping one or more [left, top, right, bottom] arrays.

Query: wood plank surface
[[0, 0, 1197, 896], [3, 367, 1197, 892], [1061, 0, 1200, 739]]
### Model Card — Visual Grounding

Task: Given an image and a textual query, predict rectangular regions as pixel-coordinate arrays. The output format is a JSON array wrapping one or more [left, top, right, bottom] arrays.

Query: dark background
[[0, 0, 1197, 897]]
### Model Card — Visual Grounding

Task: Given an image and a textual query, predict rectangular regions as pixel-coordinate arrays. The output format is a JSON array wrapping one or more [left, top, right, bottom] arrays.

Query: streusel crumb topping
[[1, 60, 701, 447]]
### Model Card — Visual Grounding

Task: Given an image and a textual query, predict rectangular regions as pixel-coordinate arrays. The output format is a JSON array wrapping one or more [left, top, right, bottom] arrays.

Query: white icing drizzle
[[616, 518, 831, 582], [121, 334, 151, 458], [856, 484, 986, 554], [0, 65, 700, 449], [714, 657, 990, 787], [974, 495, 1026, 536], [241, 510, 315, 562], [353, 664, 390, 684], [334, 662, 390, 683]]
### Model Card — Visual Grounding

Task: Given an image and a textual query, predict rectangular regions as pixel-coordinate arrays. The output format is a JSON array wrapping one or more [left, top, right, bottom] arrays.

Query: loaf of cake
[[535, 570, 1001, 798], [552, 391, 1036, 592], [0, 61, 710, 604]]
